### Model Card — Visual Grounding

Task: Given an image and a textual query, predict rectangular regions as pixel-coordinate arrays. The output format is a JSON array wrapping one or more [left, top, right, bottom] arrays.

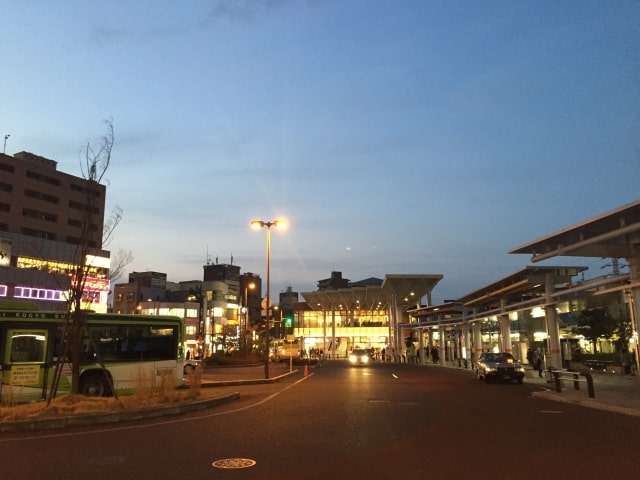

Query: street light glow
[[251, 219, 288, 230], [250, 218, 288, 379]]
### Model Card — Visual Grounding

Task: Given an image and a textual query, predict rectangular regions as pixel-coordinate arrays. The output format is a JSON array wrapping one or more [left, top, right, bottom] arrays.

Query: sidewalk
[[524, 367, 640, 417]]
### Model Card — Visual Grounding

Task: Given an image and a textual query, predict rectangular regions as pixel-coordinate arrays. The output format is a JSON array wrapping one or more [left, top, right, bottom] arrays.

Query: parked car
[[349, 348, 370, 365], [476, 352, 525, 384]]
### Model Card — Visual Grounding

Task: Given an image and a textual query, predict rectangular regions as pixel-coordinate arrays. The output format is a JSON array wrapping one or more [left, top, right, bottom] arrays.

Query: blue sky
[[2, 0, 639, 303]]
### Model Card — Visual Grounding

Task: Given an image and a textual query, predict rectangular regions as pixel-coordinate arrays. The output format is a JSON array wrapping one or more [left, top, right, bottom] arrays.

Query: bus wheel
[[81, 372, 111, 397]]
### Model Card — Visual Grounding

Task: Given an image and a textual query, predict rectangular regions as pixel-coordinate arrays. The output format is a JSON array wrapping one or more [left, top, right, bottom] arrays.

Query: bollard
[[553, 371, 561, 393], [583, 371, 595, 398], [571, 371, 580, 391]]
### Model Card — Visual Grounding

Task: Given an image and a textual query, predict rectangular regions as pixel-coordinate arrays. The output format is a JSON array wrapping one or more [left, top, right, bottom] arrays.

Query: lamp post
[[251, 218, 287, 379], [273, 305, 282, 340], [243, 282, 255, 355]]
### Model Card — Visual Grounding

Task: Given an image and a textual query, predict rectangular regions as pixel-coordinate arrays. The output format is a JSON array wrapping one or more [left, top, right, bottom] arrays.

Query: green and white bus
[[0, 309, 186, 404]]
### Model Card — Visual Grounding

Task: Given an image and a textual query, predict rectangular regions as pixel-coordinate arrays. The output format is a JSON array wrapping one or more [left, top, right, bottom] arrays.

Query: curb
[[0, 392, 239, 433], [1, 369, 300, 433], [198, 368, 298, 388]]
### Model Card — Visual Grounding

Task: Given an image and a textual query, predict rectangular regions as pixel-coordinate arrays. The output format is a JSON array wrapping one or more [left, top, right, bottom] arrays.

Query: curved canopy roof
[[457, 266, 587, 306], [509, 199, 640, 262], [301, 274, 443, 311]]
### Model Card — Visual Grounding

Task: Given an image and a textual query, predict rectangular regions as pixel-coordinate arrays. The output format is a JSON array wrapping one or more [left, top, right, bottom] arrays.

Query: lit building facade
[[298, 272, 443, 359], [202, 261, 242, 356], [0, 151, 110, 312]]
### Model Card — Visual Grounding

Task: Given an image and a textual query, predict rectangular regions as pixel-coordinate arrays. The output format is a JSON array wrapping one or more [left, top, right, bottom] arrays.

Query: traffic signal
[[284, 316, 292, 327]]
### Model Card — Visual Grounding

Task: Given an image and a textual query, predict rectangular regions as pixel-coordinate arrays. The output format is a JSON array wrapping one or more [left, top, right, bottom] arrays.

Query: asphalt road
[[3, 362, 640, 479]]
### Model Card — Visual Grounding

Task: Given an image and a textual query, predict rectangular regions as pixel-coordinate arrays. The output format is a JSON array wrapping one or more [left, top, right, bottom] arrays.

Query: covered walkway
[[405, 199, 640, 371]]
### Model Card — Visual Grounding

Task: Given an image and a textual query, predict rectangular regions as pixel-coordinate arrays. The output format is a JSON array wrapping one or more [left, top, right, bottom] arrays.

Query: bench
[[583, 360, 613, 371], [550, 369, 595, 398]]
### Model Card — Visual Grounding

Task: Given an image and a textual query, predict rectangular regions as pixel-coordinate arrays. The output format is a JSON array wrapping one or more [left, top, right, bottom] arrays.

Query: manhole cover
[[212, 458, 257, 469]]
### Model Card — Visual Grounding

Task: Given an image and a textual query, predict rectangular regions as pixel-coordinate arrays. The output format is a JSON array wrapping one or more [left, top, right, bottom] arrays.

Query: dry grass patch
[[0, 369, 203, 422]]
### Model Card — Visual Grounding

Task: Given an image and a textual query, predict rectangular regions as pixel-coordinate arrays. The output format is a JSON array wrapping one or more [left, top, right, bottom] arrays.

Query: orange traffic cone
[[304, 364, 309, 377]]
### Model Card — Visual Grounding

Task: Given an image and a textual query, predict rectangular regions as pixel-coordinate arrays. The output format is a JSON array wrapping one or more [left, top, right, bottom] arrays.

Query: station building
[[297, 272, 443, 359], [294, 200, 640, 370]]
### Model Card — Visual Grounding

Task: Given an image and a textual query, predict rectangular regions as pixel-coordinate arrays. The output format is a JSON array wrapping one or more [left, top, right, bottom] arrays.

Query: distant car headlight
[[349, 354, 369, 363]]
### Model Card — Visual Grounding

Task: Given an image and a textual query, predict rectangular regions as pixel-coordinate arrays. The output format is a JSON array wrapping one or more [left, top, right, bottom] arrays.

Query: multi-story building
[[0, 151, 110, 311], [201, 261, 242, 356], [112, 271, 169, 313], [112, 265, 265, 359], [240, 272, 262, 330], [297, 272, 443, 359]]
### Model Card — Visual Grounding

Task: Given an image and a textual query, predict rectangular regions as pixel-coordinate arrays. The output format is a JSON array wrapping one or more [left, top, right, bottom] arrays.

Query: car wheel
[[81, 371, 111, 397], [484, 373, 491, 384], [184, 364, 193, 375], [517, 377, 523, 384]]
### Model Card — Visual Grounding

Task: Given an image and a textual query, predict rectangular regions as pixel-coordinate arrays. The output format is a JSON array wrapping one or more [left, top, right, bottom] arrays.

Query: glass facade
[[294, 308, 389, 358]]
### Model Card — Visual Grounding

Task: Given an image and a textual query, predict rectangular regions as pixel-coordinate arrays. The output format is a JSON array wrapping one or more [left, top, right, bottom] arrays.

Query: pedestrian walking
[[532, 347, 544, 377]]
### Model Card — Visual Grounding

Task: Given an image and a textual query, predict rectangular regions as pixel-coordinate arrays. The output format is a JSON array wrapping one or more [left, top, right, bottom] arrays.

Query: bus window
[[7, 329, 47, 363], [85, 325, 177, 361]]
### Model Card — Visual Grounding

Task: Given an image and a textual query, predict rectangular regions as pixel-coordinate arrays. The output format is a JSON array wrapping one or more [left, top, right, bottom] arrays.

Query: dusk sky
[[2, 1, 639, 303]]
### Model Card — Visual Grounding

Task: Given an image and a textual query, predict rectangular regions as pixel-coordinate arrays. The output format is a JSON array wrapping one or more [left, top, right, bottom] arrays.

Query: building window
[[23, 189, 59, 204], [20, 227, 56, 240], [26, 170, 61, 186], [22, 208, 57, 223], [14, 286, 65, 301]]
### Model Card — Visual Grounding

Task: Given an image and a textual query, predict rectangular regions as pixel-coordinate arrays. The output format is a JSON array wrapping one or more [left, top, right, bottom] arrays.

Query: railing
[[550, 369, 595, 398]]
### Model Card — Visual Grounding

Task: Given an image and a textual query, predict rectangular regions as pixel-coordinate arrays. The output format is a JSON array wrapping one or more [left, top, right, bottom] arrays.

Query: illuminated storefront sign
[[17, 255, 110, 279], [70, 275, 110, 291]]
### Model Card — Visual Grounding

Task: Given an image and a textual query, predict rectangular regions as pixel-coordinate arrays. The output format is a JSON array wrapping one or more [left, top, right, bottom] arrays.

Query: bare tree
[[109, 247, 134, 284], [102, 204, 123, 249], [49, 119, 117, 402], [101, 174, 134, 290]]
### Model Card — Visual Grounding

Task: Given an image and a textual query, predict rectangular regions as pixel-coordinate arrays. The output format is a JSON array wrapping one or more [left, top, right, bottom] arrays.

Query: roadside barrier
[[550, 369, 595, 398]]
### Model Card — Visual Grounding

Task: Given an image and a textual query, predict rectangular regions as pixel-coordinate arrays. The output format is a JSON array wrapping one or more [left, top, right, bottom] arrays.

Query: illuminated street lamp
[[251, 218, 288, 379]]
